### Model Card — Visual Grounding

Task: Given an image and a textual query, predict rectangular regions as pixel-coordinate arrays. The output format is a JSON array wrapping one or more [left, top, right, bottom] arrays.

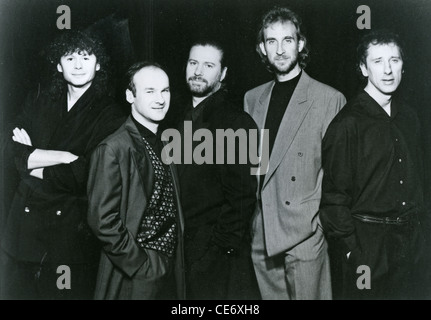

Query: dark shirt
[[319, 91, 424, 253], [260, 71, 301, 191], [176, 90, 257, 253], [131, 115, 163, 159], [264, 71, 302, 157]]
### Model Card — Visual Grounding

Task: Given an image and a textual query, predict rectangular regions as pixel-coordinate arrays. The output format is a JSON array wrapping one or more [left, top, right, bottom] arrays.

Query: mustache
[[188, 76, 208, 83]]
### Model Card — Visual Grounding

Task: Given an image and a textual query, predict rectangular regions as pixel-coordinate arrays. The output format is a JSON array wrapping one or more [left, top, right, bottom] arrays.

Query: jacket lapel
[[255, 82, 275, 130], [262, 72, 313, 189], [124, 117, 154, 201]]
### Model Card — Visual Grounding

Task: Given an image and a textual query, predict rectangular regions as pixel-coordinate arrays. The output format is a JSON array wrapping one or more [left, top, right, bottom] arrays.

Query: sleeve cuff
[[14, 143, 36, 173]]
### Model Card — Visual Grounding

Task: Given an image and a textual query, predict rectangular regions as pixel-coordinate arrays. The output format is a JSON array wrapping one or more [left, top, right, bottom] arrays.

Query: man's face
[[186, 45, 227, 98], [57, 51, 100, 88], [360, 43, 403, 96], [259, 21, 304, 76], [126, 67, 170, 125]]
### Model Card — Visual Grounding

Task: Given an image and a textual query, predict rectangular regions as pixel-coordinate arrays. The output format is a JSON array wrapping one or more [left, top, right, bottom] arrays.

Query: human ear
[[126, 89, 135, 104], [220, 67, 227, 82], [360, 63, 368, 77], [298, 39, 305, 53], [259, 42, 267, 56]]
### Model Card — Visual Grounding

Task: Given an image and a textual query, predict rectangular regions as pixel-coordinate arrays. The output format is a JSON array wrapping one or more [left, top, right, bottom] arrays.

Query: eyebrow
[[188, 59, 216, 66], [370, 55, 401, 60], [143, 86, 170, 90], [266, 36, 294, 40]]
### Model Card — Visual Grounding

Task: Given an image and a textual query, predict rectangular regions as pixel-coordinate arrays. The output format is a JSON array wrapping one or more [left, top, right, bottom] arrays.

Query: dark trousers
[[0, 249, 97, 300], [341, 216, 427, 300], [185, 242, 261, 300]]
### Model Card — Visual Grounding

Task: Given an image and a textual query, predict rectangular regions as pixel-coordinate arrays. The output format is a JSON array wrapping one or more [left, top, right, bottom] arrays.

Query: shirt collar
[[360, 90, 399, 119], [131, 115, 159, 147]]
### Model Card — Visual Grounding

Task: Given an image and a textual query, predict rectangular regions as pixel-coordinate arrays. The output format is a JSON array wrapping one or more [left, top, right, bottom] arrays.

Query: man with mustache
[[320, 30, 430, 299], [244, 6, 346, 299], [173, 39, 260, 299]]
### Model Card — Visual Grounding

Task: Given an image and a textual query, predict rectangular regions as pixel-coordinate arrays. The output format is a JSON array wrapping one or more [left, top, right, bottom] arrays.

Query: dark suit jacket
[[1, 85, 125, 264], [174, 90, 259, 299], [176, 90, 257, 259], [87, 117, 185, 300]]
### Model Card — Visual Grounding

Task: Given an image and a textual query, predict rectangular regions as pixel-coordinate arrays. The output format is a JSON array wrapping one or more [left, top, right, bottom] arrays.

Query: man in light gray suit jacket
[[244, 6, 346, 300]]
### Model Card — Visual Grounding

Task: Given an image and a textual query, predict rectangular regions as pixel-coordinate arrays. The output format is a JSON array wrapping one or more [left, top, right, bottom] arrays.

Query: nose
[[155, 91, 165, 105], [74, 58, 82, 69], [276, 41, 285, 55], [194, 63, 203, 76], [383, 61, 392, 74]]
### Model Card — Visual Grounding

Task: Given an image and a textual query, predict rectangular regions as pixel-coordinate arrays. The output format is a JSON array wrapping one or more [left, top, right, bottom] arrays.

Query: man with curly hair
[[0, 30, 125, 299], [244, 6, 346, 299]]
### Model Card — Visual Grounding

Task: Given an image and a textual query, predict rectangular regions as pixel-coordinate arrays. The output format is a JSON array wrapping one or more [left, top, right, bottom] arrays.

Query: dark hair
[[256, 6, 310, 70], [46, 30, 111, 100], [125, 61, 168, 96], [189, 38, 227, 69], [357, 29, 405, 75]]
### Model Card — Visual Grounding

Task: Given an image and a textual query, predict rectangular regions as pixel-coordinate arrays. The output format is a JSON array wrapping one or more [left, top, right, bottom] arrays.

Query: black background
[[0, 0, 430, 300]]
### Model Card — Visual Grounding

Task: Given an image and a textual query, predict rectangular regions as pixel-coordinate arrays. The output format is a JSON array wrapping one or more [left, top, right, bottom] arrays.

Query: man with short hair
[[87, 62, 185, 300], [175, 39, 259, 299], [320, 30, 428, 299], [244, 7, 346, 300]]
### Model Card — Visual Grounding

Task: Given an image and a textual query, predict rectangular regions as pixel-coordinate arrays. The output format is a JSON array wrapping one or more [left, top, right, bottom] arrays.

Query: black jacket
[[175, 90, 258, 261], [1, 85, 125, 264]]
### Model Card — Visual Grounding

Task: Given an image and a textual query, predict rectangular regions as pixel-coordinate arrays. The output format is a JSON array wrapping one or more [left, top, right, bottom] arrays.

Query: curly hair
[[46, 30, 111, 100], [356, 29, 405, 77], [256, 6, 310, 71]]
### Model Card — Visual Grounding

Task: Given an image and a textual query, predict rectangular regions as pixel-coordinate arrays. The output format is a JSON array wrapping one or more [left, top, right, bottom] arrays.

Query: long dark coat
[[87, 117, 185, 300], [1, 85, 125, 265]]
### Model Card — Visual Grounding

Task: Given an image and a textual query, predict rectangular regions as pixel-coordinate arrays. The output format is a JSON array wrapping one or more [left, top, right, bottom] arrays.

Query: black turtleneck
[[264, 71, 302, 158], [259, 71, 301, 192]]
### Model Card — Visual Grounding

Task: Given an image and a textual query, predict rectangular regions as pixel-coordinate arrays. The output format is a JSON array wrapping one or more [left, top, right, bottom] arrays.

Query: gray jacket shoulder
[[307, 76, 345, 101]]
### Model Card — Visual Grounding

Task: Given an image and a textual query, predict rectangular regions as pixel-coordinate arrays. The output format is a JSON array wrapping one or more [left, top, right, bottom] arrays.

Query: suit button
[[285, 201, 290, 205], [56, 210, 62, 216], [298, 152, 303, 157], [291, 176, 296, 181], [24, 206, 30, 213]]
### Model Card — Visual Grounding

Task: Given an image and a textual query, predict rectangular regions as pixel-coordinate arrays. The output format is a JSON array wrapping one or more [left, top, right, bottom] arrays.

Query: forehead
[[62, 50, 94, 57], [133, 67, 169, 87], [263, 20, 298, 39], [366, 43, 402, 59], [188, 45, 222, 64]]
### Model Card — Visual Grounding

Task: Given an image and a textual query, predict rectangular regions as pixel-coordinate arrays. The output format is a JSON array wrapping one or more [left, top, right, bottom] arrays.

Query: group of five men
[[1, 6, 429, 300]]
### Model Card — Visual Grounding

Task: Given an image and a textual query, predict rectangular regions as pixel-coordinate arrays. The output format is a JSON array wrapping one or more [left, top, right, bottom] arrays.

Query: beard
[[187, 76, 218, 97], [269, 54, 299, 76]]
